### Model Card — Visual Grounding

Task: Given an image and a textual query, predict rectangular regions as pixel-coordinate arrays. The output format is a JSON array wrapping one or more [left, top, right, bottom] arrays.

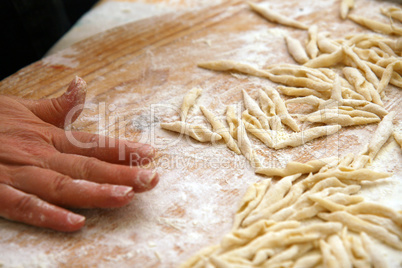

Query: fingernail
[[113, 186, 133, 197], [140, 170, 158, 186], [68, 213, 85, 225], [143, 146, 155, 158]]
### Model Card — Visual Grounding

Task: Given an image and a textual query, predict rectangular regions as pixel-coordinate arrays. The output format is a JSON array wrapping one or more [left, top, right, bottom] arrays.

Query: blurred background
[[0, 0, 98, 80]]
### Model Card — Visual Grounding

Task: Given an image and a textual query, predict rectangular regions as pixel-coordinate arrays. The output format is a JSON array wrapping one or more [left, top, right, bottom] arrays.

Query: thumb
[[19, 76, 87, 128]]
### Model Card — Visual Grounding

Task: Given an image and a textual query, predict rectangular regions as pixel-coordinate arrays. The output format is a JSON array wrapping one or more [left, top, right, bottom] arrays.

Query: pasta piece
[[198, 60, 269, 78], [319, 69, 366, 100], [304, 47, 344, 68], [266, 72, 333, 91], [328, 235, 352, 268], [301, 109, 380, 126], [348, 14, 402, 35], [285, 36, 309, 64], [343, 46, 380, 90], [268, 115, 283, 131], [232, 180, 271, 230], [242, 90, 270, 130], [381, 7, 402, 22], [338, 152, 355, 167], [378, 62, 396, 96], [318, 211, 402, 250], [341, 99, 388, 118], [226, 222, 342, 260], [258, 88, 276, 116], [364, 112, 395, 160], [360, 232, 389, 268], [340, 0, 354, 19], [349, 235, 372, 267], [280, 182, 356, 222], [285, 95, 324, 107], [220, 220, 278, 251], [243, 120, 274, 148], [293, 252, 322, 268], [378, 42, 398, 57], [200, 106, 241, 154], [277, 85, 328, 98], [256, 158, 332, 177], [317, 32, 340, 53], [160, 121, 222, 142], [274, 125, 342, 149], [267, 64, 330, 81], [330, 74, 343, 103], [249, 2, 309, 30], [376, 57, 399, 69], [366, 61, 402, 88], [265, 65, 333, 91], [306, 25, 319, 59], [326, 192, 364, 206], [394, 132, 402, 148], [261, 244, 312, 267], [263, 86, 300, 132], [343, 67, 377, 103], [309, 195, 346, 212], [346, 201, 402, 226], [358, 214, 402, 240], [244, 174, 301, 226], [181, 87, 202, 121], [237, 120, 262, 168], [242, 110, 263, 129], [303, 167, 391, 187], [320, 239, 340, 268], [226, 105, 239, 139], [350, 154, 370, 169]]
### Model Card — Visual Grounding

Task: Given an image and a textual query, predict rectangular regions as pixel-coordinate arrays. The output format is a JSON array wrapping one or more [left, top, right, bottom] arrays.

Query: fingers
[[52, 129, 155, 165], [0, 184, 85, 232], [17, 76, 87, 128], [7, 166, 135, 208], [46, 153, 159, 193]]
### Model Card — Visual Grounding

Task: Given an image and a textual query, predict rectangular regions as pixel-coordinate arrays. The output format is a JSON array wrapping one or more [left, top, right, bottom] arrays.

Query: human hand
[[0, 77, 159, 232]]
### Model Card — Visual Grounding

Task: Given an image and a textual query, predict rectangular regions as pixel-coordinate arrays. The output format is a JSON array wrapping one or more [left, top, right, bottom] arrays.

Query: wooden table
[[1, 0, 401, 267]]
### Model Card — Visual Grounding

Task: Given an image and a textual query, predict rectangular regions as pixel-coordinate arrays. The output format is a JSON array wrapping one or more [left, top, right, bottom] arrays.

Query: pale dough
[[255, 158, 335, 177], [285, 35, 309, 64], [242, 90, 271, 130], [306, 25, 319, 59], [200, 105, 241, 154], [249, 2, 309, 30], [364, 111, 395, 160], [348, 14, 402, 36], [180, 87, 202, 121], [180, 3, 402, 267], [381, 7, 402, 22], [274, 125, 342, 149], [237, 120, 262, 168], [160, 121, 222, 142], [263, 86, 300, 132], [340, 0, 355, 20]]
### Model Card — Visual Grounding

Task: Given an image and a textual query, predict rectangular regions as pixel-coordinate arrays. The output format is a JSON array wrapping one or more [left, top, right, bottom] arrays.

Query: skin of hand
[[0, 77, 159, 232]]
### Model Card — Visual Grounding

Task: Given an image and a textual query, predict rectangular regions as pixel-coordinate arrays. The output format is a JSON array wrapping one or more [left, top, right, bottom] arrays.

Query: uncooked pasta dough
[[200, 106, 241, 154], [340, 0, 354, 19], [285, 35, 309, 64], [180, 87, 202, 121], [249, 2, 309, 30], [160, 121, 222, 142]]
